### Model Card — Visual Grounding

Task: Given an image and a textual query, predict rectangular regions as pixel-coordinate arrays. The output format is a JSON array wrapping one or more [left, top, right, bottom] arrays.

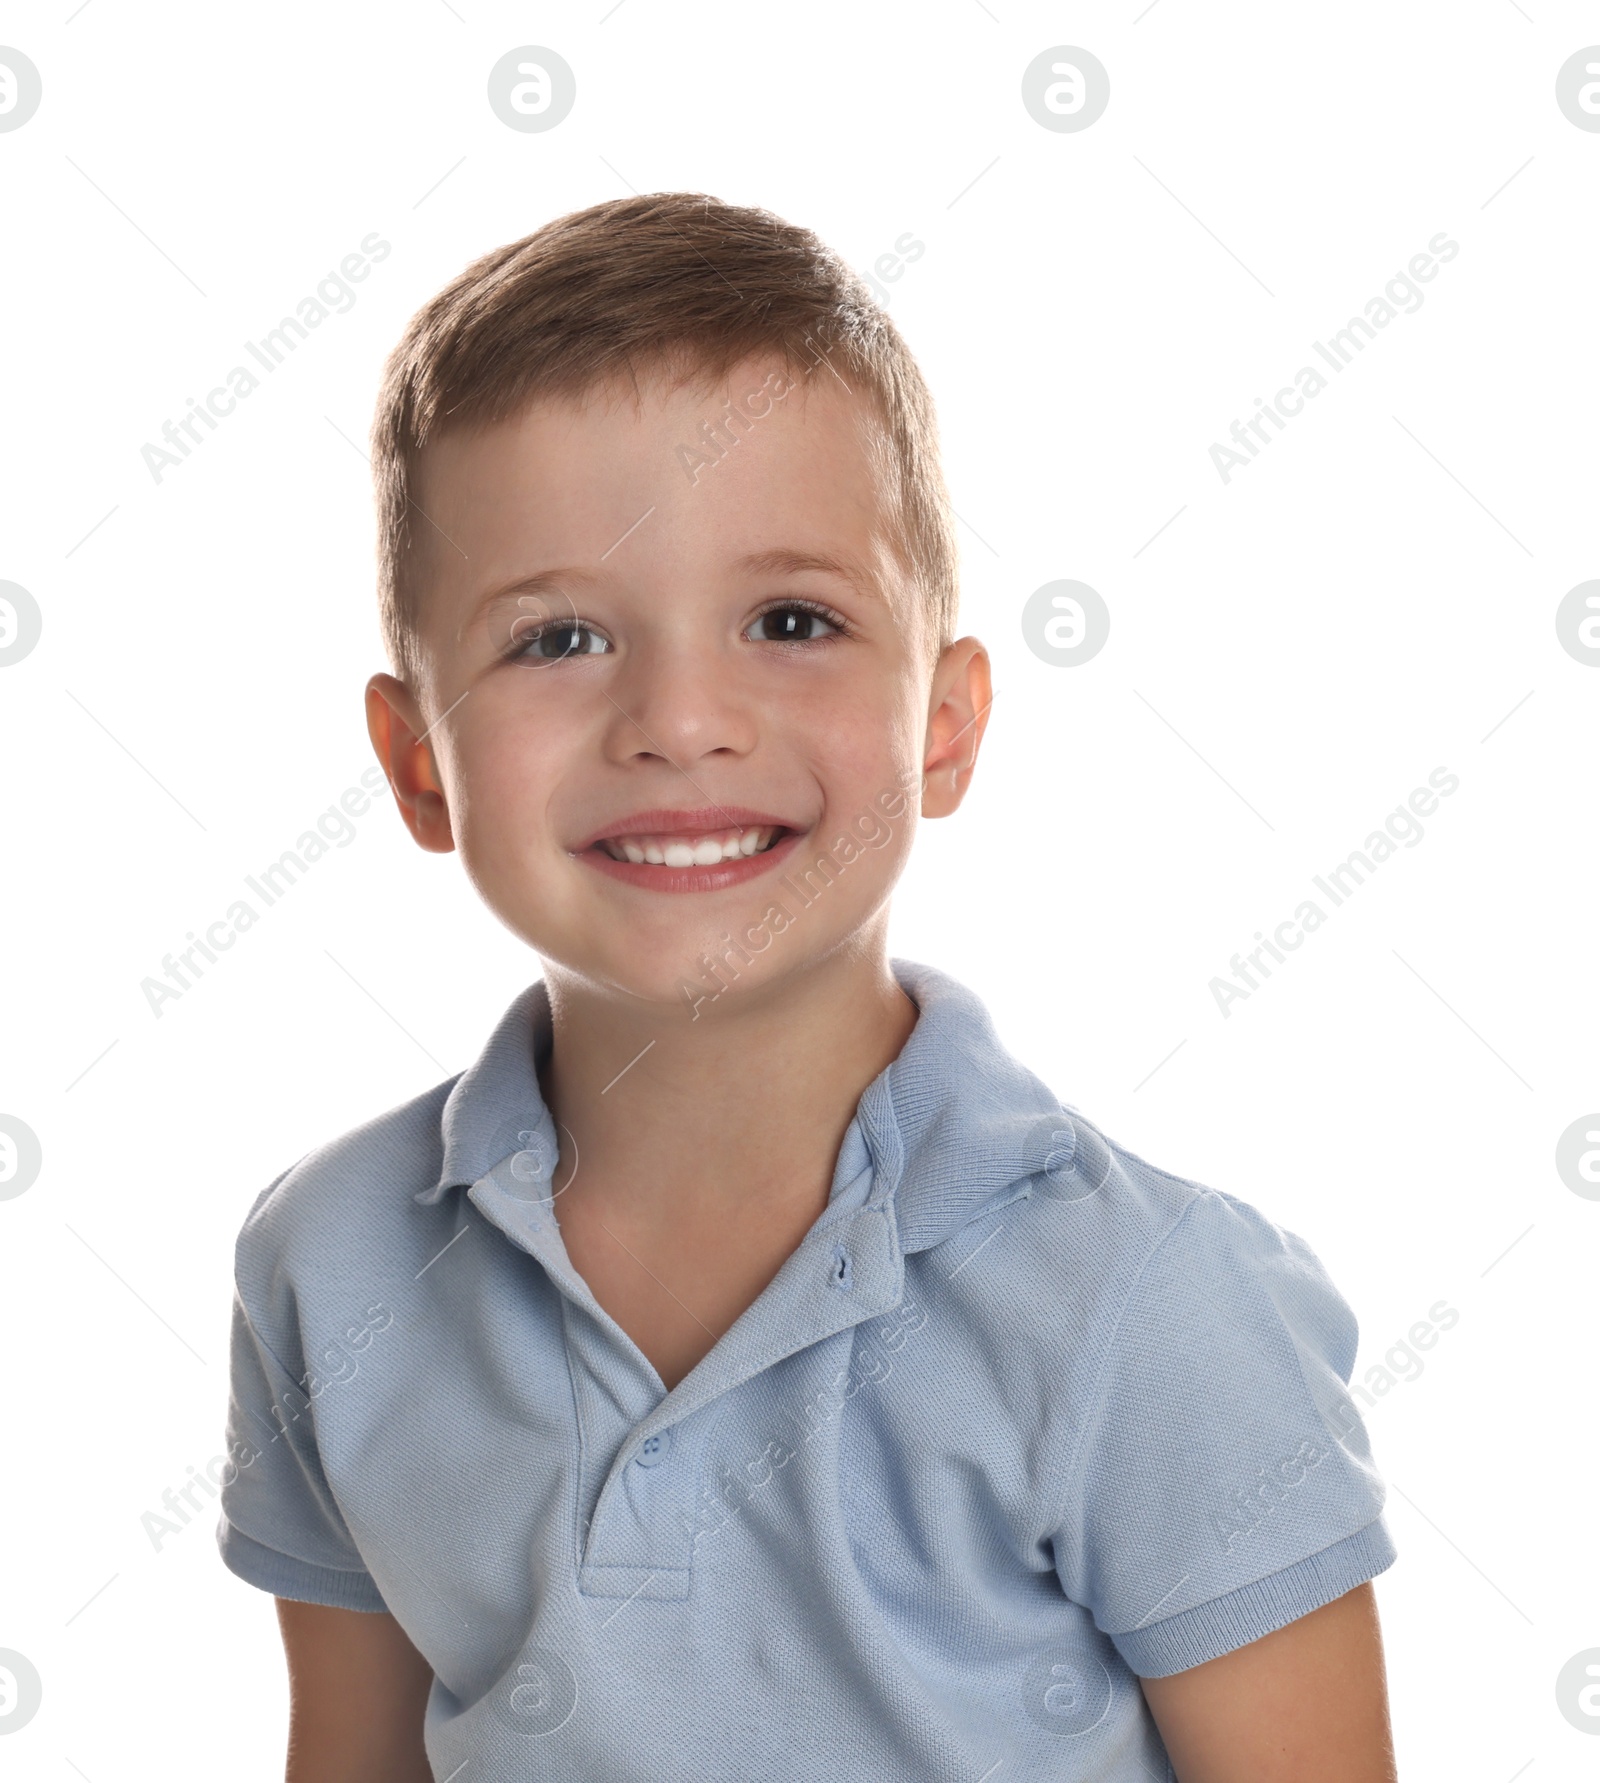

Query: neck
[[537, 926, 918, 1229]]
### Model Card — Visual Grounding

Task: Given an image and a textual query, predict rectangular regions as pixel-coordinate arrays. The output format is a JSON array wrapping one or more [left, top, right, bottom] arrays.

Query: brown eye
[[745, 603, 843, 643], [514, 621, 609, 661]]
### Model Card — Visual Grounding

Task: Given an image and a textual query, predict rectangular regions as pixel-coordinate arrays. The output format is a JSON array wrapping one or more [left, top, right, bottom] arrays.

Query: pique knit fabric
[[216, 956, 1395, 1781]]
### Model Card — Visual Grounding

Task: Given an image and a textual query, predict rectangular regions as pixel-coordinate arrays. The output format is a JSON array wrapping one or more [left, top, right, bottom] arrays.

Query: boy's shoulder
[[231, 980, 551, 1306], [878, 955, 1299, 1284], [989, 1113, 1343, 1329], [233, 1071, 460, 1287], [927, 1088, 1322, 1331], [878, 959, 1353, 1364]]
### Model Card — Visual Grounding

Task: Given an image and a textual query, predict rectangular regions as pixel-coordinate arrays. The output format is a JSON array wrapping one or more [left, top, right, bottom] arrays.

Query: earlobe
[[364, 674, 455, 854]]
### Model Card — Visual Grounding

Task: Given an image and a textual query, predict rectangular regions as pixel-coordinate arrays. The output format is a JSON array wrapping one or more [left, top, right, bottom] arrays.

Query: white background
[[2, 4, 1596, 1779]]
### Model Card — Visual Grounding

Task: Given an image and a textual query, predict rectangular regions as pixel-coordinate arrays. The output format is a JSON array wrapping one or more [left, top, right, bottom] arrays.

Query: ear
[[364, 674, 455, 853], [921, 637, 993, 819]]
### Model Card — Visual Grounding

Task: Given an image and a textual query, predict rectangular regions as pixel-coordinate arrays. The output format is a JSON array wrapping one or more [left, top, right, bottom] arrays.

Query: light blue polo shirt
[[217, 957, 1395, 1780]]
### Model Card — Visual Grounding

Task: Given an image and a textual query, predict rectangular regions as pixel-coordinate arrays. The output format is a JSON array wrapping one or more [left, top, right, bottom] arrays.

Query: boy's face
[[367, 353, 990, 1013]]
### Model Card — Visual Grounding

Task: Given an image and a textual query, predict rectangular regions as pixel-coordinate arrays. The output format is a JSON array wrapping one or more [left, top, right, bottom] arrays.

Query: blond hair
[[369, 192, 958, 687]]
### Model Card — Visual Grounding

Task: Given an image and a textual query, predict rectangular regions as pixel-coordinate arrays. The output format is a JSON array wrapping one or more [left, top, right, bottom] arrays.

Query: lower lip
[[578, 828, 806, 894]]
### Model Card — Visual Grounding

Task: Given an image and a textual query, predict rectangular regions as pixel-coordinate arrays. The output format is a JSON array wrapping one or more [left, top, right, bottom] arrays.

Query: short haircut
[[368, 192, 959, 689]]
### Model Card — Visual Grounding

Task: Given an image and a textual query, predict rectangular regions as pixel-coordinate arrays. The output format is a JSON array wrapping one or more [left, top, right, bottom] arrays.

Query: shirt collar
[[415, 957, 1073, 1255]]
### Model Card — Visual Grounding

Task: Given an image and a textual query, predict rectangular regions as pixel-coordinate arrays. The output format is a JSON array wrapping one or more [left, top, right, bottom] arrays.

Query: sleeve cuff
[[216, 1514, 390, 1614], [1111, 1516, 1397, 1678]]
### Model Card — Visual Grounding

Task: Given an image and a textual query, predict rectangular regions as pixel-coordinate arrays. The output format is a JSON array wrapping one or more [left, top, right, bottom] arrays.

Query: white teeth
[[599, 825, 783, 864]]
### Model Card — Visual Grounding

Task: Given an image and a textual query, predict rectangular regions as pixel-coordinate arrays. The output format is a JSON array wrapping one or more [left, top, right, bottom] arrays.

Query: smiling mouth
[[593, 824, 791, 866]]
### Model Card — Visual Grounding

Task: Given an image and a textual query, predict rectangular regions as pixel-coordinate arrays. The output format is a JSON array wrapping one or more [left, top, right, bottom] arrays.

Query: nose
[[598, 624, 761, 774]]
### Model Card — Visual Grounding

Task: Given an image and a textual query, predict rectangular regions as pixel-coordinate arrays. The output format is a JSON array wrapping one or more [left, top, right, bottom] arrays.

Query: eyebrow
[[469, 545, 886, 632], [732, 547, 886, 607], [468, 565, 602, 635]]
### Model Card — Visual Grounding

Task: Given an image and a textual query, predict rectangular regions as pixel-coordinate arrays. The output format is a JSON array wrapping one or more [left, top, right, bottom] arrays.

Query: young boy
[[216, 193, 1399, 1781]]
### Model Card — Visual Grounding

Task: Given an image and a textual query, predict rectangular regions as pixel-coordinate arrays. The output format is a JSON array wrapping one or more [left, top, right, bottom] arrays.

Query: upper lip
[[573, 806, 801, 850]]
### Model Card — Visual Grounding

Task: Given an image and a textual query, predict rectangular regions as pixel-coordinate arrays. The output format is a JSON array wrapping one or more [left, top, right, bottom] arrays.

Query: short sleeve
[[215, 1285, 389, 1613], [1049, 1188, 1396, 1677]]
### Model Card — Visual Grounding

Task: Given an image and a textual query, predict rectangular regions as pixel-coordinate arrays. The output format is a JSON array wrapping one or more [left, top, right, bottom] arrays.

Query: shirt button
[[635, 1428, 672, 1468]]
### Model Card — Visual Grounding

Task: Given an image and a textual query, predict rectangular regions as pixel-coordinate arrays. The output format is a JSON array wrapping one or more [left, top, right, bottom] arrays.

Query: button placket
[[577, 1410, 704, 1600], [580, 1215, 900, 1589]]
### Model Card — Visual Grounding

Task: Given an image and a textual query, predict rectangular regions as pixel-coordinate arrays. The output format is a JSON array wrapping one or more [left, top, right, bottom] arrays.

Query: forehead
[[408, 354, 914, 639]]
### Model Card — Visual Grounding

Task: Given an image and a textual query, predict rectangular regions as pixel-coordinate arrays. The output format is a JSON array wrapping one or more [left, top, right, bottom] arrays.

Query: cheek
[[443, 712, 561, 862], [816, 701, 923, 803], [810, 735, 922, 879]]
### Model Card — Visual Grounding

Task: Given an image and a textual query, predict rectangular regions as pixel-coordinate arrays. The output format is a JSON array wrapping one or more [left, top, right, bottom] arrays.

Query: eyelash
[[503, 619, 607, 664], [747, 597, 855, 646], [503, 597, 855, 663]]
